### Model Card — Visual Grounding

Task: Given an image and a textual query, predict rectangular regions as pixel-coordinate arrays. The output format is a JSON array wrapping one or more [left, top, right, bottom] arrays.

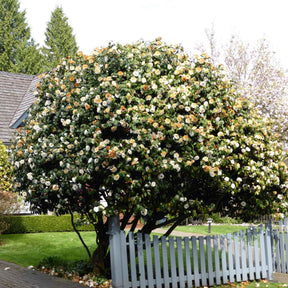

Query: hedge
[[1, 214, 95, 234]]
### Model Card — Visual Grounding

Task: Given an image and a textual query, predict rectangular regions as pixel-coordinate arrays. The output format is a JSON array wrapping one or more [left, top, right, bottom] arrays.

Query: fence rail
[[108, 216, 276, 288]]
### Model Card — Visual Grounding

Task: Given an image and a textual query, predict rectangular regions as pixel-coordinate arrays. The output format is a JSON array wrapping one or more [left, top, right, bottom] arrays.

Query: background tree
[[11, 39, 288, 274], [0, 0, 44, 74], [196, 28, 288, 145], [0, 141, 19, 235], [42, 6, 78, 71]]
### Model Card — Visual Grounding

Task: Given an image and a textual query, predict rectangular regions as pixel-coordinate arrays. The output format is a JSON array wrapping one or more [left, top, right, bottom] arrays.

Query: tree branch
[[68, 209, 92, 261], [120, 212, 133, 230], [129, 215, 140, 233], [163, 215, 187, 237]]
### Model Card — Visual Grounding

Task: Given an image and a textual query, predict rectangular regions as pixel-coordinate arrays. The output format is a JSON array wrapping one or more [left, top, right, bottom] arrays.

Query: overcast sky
[[19, 0, 288, 69]]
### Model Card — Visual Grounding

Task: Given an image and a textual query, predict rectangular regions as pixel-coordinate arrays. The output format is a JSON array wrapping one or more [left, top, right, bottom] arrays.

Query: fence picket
[[161, 236, 170, 288], [264, 221, 273, 280], [206, 235, 214, 286], [285, 232, 288, 274], [184, 237, 193, 286], [152, 235, 162, 288], [128, 232, 138, 288], [169, 237, 178, 288], [199, 236, 207, 286], [233, 232, 241, 282], [192, 236, 200, 287], [176, 237, 186, 288], [227, 233, 235, 282], [253, 227, 260, 279], [220, 234, 228, 284], [247, 228, 254, 280], [275, 230, 281, 272], [137, 233, 146, 288], [280, 231, 286, 273], [258, 225, 267, 279], [240, 230, 248, 281], [120, 231, 129, 287], [213, 235, 221, 285], [145, 234, 154, 288]]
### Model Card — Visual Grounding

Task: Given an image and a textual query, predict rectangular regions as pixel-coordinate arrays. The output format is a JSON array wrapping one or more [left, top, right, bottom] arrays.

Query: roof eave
[[9, 111, 28, 129]]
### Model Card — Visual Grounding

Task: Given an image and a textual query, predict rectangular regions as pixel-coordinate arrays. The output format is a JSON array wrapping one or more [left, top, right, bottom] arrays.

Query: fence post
[[108, 215, 123, 288]]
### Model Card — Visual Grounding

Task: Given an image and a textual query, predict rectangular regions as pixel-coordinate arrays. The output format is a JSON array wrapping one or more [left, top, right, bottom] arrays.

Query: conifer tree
[[42, 6, 78, 71], [0, 0, 44, 74]]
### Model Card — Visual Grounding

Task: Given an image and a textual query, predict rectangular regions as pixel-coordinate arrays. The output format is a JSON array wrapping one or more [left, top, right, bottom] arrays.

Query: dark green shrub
[[37, 256, 93, 277], [69, 260, 93, 276], [203, 213, 242, 224], [2, 214, 94, 234]]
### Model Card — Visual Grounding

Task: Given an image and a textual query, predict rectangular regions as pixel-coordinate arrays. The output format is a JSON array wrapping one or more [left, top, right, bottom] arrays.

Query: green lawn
[[0, 231, 96, 267], [174, 224, 250, 235], [0, 224, 264, 268]]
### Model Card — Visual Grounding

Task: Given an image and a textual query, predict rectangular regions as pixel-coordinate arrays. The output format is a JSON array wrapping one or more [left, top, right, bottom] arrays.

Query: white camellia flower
[[141, 209, 148, 216], [158, 173, 164, 180], [278, 194, 283, 200], [133, 71, 139, 77], [27, 172, 33, 180], [72, 184, 78, 191], [130, 77, 137, 83], [52, 184, 59, 191]]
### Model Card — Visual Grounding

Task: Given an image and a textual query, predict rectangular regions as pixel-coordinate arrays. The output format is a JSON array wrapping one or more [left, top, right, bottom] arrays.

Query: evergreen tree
[[42, 6, 78, 70], [12, 39, 288, 273], [0, 0, 44, 74]]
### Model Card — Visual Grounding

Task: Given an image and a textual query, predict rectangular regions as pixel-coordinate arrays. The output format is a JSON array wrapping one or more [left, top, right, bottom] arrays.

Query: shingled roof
[[0, 71, 38, 146]]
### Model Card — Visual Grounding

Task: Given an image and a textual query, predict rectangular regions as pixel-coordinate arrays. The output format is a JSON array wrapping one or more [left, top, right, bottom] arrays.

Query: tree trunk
[[92, 237, 110, 275], [92, 216, 110, 276]]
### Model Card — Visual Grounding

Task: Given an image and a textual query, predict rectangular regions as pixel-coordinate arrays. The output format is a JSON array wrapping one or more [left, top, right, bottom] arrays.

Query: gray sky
[[19, 0, 288, 68]]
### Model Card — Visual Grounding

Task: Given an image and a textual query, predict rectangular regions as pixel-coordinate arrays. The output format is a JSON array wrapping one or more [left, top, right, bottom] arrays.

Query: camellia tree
[[11, 38, 288, 274]]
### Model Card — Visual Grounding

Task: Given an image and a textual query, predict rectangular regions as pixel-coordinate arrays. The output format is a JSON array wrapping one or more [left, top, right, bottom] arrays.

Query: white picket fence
[[108, 216, 278, 288]]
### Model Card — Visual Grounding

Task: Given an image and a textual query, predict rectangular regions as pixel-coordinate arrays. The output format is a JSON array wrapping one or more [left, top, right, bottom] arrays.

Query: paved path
[[0, 260, 85, 288], [153, 228, 206, 238]]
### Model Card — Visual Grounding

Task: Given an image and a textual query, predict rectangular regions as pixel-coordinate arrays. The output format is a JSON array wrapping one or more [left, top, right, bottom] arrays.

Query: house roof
[[0, 71, 38, 146]]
